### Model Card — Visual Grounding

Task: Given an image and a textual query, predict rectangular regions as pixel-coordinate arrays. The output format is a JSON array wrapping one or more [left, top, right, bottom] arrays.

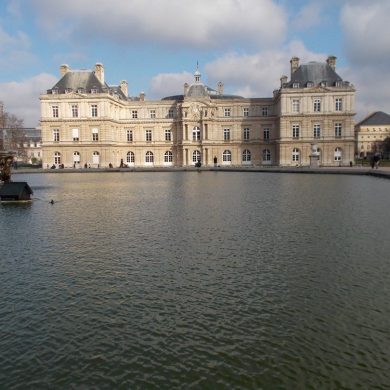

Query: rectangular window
[[335, 123, 342, 137], [146, 129, 152, 142], [150, 110, 156, 119], [71, 104, 78, 118], [127, 129, 133, 142], [243, 107, 249, 117], [262, 107, 268, 116], [313, 124, 321, 138], [292, 99, 300, 113], [243, 127, 250, 141], [335, 98, 342, 111], [132, 110, 138, 119], [224, 128, 230, 141], [314, 99, 321, 112], [92, 128, 98, 141], [53, 129, 60, 142], [192, 127, 200, 141], [52, 105, 59, 118], [168, 109, 174, 119], [224, 108, 231, 117], [91, 104, 98, 117], [165, 129, 172, 141], [292, 124, 300, 138], [263, 128, 270, 140], [72, 128, 79, 141]]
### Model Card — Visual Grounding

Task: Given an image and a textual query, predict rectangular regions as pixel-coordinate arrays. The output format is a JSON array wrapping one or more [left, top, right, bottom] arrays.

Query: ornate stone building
[[40, 57, 355, 168], [355, 111, 390, 157]]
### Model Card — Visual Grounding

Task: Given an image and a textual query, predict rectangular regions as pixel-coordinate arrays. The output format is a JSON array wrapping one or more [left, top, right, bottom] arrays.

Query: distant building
[[40, 57, 356, 168], [355, 111, 390, 157], [0, 127, 42, 163]]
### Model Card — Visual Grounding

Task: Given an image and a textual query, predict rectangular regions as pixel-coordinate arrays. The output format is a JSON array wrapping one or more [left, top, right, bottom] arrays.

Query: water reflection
[[1, 172, 390, 389]]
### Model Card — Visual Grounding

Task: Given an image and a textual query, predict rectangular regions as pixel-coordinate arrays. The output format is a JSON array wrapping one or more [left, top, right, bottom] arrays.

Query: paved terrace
[[10, 166, 390, 180]]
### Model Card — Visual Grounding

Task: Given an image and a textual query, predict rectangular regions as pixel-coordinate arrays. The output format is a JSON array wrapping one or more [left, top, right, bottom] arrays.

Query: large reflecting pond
[[1, 172, 390, 389]]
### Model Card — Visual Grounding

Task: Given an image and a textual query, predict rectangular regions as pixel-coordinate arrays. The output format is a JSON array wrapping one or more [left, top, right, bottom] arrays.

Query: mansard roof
[[356, 111, 390, 126], [162, 65, 244, 101], [287, 62, 344, 87], [162, 85, 244, 101], [48, 71, 127, 99], [51, 71, 105, 93]]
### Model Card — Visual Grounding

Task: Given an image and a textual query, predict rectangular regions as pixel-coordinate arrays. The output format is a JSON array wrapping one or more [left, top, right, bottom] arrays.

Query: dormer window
[[306, 81, 314, 88], [77, 88, 84, 94], [91, 88, 97, 94], [293, 82, 300, 88], [52, 88, 58, 94], [320, 81, 327, 87], [335, 80, 342, 87], [65, 88, 72, 94]]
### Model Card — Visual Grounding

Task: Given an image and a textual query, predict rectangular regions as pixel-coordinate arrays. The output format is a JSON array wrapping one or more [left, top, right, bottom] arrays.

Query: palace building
[[40, 57, 356, 168], [355, 111, 390, 158]]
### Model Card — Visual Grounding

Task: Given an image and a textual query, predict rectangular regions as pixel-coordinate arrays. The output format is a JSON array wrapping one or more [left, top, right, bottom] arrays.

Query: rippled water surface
[[1, 172, 390, 389]]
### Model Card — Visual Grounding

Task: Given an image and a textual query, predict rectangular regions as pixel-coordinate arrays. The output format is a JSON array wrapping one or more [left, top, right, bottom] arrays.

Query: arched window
[[145, 151, 154, 163], [54, 152, 61, 164], [292, 148, 300, 162], [192, 127, 201, 141], [242, 149, 251, 162], [222, 150, 232, 163], [73, 151, 80, 163], [126, 151, 135, 164], [192, 150, 201, 163], [92, 151, 100, 165], [164, 151, 173, 163], [334, 147, 342, 161], [263, 149, 271, 161]]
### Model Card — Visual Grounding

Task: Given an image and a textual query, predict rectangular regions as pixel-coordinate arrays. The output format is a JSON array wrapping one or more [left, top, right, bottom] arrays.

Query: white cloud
[[204, 41, 325, 97], [0, 25, 35, 70], [341, 0, 390, 67], [0, 73, 58, 127], [149, 71, 193, 99], [291, 2, 324, 31], [31, 0, 287, 50], [340, 1, 390, 117], [147, 41, 329, 99]]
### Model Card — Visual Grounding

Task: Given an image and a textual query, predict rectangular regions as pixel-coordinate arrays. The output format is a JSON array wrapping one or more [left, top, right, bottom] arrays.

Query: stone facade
[[40, 57, 356, 168], [355, 111, 390, 157]]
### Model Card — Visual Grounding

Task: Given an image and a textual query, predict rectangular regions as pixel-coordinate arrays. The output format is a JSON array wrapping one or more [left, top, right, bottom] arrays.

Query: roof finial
[[194, 61, 201, 83]]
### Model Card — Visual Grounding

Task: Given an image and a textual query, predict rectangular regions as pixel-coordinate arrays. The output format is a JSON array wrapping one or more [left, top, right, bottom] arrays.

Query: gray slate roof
[[48, 71, 127, 100], [286, 62, 343, 87], [357, 111, 390, 126], [162, 84, 244, 101]]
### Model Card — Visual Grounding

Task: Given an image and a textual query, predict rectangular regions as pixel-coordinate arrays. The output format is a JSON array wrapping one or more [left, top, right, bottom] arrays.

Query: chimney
[[60, 64, 70, 77], [280, 75, 288, 88], [290, 57, 299, 76], [94, 63, 105, 84], [217, 81, 224, 95], [326, 55, 337, 70], [120, 80, 128, 97], [140, 92, 145, 101], [184, 82, 189, 96]]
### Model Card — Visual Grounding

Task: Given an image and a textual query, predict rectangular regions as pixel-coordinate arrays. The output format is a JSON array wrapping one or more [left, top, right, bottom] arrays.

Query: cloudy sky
[[0, 0, 389, 127]]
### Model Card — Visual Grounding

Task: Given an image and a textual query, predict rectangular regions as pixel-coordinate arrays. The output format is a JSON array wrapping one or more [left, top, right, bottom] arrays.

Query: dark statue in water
[[0, 152, 14, 183]]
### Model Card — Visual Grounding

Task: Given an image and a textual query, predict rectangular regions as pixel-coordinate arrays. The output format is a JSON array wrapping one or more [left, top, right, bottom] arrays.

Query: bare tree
[[0, 101, 25, 157]]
